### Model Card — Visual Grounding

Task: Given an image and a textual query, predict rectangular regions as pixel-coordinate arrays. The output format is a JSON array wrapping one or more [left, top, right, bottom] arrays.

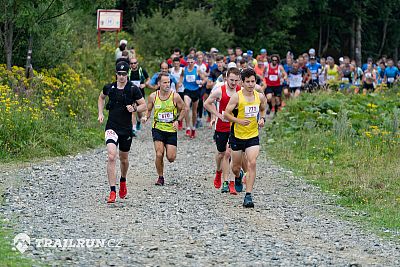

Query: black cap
[[116, 61, 129, 72]]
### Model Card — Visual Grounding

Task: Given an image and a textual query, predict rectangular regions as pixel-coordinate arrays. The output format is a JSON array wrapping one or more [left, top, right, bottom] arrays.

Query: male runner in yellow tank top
[[224, 68, 267, 208], [142, 73, 186, 186]]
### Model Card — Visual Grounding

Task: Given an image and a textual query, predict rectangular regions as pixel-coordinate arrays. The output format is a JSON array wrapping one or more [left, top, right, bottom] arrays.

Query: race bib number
[[186, 75, 196, 83], [327, 75, 335, 81], [269, 75, 278, 81], [312, 73, 317, 80], [290, 75, 302, 87], [245, 105, 259, 118], [132, 80, 141, 87], [388, 77, 395, 83], [220, 111, 229, 122], [158, 112, 174, 122], [105, 130, 118, 142], [341, 78, 349, 83], [365, 73, 372, 79]]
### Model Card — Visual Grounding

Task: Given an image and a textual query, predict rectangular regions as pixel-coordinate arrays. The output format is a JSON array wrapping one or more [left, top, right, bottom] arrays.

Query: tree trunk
[[355, 16, 362, 67], [350, 18, 355, 59], [318, 22, 322, 57], [4, 19, 14, 70], [322, 24, 330, 55], [25, 33, 33, 79], [377, 16, 389, 58]]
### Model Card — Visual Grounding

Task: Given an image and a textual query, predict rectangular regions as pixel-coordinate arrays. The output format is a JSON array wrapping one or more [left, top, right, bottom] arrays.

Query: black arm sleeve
[[102, 84, 111, 95]]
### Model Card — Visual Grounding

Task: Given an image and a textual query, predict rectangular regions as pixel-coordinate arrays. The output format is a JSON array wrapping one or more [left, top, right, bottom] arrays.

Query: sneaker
[[243, 194, 254, 208], [235, 172, 244, 193], [155, 177, 164, 186], [119, 181, 127, 199], [185, 128, 191, 137], [107, 191, 116, 203], [196, 119, 203, 128], [178, 120, 183, 131], [221, 181, 229, 193], [271, 106, 275, 112], [266, 109, 271, 115], [132, 128, 137, 137], [136, 121, 141, 131], [214, 170, 222, 189], [190, 129, 196, 139], [229, 181, 237, 195]]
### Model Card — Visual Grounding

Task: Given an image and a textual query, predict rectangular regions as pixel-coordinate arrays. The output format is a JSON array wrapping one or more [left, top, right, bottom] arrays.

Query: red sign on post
[[97, 9, 123, 48]]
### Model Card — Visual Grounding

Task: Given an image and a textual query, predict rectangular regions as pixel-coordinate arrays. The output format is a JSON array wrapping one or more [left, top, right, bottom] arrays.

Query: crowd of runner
[[97, 39, 400, 208]]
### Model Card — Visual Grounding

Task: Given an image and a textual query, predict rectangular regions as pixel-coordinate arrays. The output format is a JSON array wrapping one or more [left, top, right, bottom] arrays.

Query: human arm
[[140, 92, 156, 124], [204, 88, 223, 121], [258, 93, 267, 127], [172, 93, 187, 130], [97, 91, 107, 124]]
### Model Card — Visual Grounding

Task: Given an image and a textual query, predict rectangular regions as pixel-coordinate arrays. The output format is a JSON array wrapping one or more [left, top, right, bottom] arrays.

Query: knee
[[167, 154, 176, 163], [108, 153, 117, 163], [156, 151, 164, 159], [217, 152, 225, 160], [232, 165, 241, 175], [247, 160, 256, 170]]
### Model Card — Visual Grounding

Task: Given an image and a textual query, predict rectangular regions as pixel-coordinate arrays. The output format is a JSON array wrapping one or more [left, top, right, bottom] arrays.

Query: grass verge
[[265, 88, 400, 235]]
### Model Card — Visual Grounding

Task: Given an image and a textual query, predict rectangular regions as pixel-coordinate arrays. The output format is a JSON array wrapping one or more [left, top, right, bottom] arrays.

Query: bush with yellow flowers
[[0, 63, 103, 160]]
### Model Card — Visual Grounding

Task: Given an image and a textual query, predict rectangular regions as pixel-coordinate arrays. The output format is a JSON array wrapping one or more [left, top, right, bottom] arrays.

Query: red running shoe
[[190, 129, 196, 139], [229, 181, 238, 195], [107, 191, 116, 203], [178, 120, 183, 131], [214, 170, 222, 189], [185, 128, 191, 136], [119, 181, 127, 199], [271, 106, 275, 112]]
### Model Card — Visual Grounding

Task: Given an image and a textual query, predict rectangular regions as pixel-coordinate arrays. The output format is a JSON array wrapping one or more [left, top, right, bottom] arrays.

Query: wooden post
[[116, 30, 119, 48], [97, 30, 101, 49]]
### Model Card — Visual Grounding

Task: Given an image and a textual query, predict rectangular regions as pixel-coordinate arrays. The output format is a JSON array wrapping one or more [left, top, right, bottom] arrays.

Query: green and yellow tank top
[[233, 90, 260, 139], [326, 64, 339, 81], [152, 91, 177, 133]]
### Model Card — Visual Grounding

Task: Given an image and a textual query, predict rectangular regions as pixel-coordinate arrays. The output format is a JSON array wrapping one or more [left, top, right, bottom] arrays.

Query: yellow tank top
[[152, 91, 177, 133], [326, 64, 339, 81], [233, 90, 260, 139]]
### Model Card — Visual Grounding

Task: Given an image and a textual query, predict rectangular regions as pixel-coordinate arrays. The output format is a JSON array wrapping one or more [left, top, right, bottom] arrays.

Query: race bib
[[341, 78, 349, 83], [220, 111, 229, 122], [312, 73, 317, 80], [365, 73, 372, 79], [158, 112, 174, 122], [269, 75, 278, 81], [186, 75, 196, 83], [244, 105, 259, 118], [388, 77, 395, 83], [290, 75, 302, 87], [327, 75, 335, 81], [105, 130, 118, 142], [132, 80, 141, 87]]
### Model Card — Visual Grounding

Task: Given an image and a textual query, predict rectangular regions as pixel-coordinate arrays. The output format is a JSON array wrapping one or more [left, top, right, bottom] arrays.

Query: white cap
[[309, 48, 315, 55], [120, 39, 128, 45], [339, 57, 344, 62], [210, 47, 219, 53], [227, 62, 237, 69], [243, 53, 248, 57]]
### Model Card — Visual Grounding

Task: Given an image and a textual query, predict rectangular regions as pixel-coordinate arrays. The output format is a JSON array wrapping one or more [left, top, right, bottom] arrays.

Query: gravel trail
[[1, 125, 399, 266]]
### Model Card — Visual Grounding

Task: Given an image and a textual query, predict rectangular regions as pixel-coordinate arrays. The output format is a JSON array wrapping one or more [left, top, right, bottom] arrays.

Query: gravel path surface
[[1, 124, 399, 266]]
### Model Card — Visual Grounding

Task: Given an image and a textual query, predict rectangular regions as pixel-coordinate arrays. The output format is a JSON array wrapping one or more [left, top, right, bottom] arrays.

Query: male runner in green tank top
[[142, 73, 186, 185]]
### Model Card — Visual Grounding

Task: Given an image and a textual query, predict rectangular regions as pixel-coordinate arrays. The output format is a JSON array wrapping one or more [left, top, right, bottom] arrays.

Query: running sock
[[159, 176, 164, 179], [110, 186, 116, 192], [245, 192, 251, 196], [120, 177, 126, 182]]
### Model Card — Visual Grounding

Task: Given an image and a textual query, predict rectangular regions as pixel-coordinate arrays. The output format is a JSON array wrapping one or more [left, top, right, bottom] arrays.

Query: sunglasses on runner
[[130, 62, 138, 64], [116, 72, 128, 76]]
